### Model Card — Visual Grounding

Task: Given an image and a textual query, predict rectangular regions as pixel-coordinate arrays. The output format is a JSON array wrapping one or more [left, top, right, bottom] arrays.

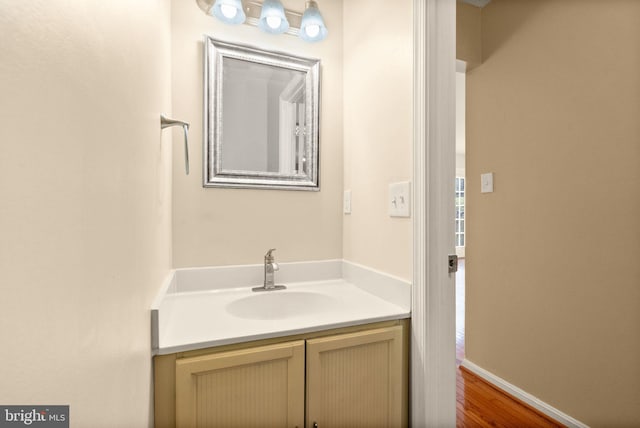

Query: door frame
[[411, 0, 457, 426]]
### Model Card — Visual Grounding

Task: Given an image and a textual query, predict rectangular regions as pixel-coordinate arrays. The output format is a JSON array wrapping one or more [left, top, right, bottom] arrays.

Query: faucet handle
[[265, 248, 276, 262]]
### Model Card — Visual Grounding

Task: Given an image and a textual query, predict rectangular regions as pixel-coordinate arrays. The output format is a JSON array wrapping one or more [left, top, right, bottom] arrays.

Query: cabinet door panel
[[306, 326, 406, 428], [175, 340, 305, 428]]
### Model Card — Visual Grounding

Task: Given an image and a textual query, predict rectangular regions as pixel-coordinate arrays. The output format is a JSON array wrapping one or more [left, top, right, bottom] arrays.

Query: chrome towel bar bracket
[[160, 115, 190, 175]]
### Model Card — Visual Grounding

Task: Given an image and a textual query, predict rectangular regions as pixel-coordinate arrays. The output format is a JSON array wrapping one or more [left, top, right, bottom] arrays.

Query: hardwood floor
[[456, 367, 565, 428], [455, 259, 564, 428]]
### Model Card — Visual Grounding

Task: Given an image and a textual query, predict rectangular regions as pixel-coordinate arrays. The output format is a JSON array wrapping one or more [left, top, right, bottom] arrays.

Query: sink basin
[[226, 291, 335, 320]]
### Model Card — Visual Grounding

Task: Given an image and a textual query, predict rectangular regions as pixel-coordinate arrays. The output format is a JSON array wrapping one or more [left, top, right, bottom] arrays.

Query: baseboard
[[460, 359, 589, 428]]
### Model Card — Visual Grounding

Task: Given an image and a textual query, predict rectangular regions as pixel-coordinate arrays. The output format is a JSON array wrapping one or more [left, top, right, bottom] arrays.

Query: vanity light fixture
[[197, 0, 328, 42], [299, 1, 327, 42], [211, 0, 246, 24], [258, 0, 289, 34]]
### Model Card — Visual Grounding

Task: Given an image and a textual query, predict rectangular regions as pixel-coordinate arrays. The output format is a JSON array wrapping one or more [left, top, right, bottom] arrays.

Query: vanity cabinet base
[[154, 319, 408, 428], [175, 340, 305, 427], [307, 326, 405, 427]]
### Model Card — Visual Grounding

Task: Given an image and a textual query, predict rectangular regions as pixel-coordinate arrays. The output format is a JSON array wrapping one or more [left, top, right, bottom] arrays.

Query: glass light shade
[[212, 0, 246, 25], [299, 0, 327, 42], [258, 0, 289, 34]]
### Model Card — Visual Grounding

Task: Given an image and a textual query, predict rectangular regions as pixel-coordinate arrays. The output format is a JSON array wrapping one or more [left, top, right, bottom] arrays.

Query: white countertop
[[152, 260, 411, 355]]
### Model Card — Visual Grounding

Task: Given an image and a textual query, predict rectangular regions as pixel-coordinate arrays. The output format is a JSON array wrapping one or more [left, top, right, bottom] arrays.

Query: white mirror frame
[[203, 36, 321, 191]]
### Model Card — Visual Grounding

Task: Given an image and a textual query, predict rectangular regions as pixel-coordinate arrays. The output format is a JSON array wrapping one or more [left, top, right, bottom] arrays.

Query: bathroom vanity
[[154, 319, 408, 427], [151, 260, 411, 428]]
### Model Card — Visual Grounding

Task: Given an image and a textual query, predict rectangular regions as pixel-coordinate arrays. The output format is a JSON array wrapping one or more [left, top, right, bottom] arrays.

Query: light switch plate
[[343, 190, 352, 214], [389, 181, 411, 217], [481, 172, 494, 193]]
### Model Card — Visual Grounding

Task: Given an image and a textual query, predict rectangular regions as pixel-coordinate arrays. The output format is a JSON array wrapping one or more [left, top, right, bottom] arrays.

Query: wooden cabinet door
[[306, 326, 407, 428], [175, 340, 305, 428]]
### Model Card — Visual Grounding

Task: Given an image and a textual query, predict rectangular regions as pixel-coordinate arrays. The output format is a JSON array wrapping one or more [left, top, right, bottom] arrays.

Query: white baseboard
[[460, 359, 589, 428]]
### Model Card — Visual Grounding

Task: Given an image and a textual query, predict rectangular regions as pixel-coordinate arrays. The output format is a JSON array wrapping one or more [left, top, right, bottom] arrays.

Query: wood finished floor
[[456, 366, 565, 428], [455, 259, 565, 428]]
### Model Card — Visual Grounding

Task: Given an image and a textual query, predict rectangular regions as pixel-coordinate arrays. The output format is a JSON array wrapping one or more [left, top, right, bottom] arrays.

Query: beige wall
[[0, 1, 172, 427], [457, 2, 482, 69], [171, 0, 344, 267], [465, 0, 640, 425], [172, 0, 413, 278], [342, 0, 413, 280]]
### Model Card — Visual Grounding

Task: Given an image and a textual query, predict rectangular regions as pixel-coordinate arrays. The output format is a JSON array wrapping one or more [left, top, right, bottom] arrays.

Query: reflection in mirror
[[204, 37, 320, 190]]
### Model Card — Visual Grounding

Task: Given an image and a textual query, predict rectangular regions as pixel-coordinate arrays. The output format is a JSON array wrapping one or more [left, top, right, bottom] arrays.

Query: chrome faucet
[[252, 249, 286, 292]]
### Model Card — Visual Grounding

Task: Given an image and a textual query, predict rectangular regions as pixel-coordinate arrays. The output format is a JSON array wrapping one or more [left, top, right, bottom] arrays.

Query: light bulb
[[304, 24, 320, 38], [220, 4, 238, 19], [299, 0, 327, 42], [266, 15, 282, 29], [212, 0, 245, 24]]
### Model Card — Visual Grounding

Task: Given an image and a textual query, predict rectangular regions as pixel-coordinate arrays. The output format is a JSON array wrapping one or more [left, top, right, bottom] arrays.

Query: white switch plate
[[481, 172, 494, 193], [389, 181, 411, 217], [343, 190, 352, 214]]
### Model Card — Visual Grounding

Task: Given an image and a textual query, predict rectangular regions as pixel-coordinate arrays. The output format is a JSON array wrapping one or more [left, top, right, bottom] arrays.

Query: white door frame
[[411, 0, 457, 426]]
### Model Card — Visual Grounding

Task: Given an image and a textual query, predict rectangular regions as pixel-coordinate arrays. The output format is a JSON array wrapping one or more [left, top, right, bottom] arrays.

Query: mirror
[[204, 37, 320, 190]]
